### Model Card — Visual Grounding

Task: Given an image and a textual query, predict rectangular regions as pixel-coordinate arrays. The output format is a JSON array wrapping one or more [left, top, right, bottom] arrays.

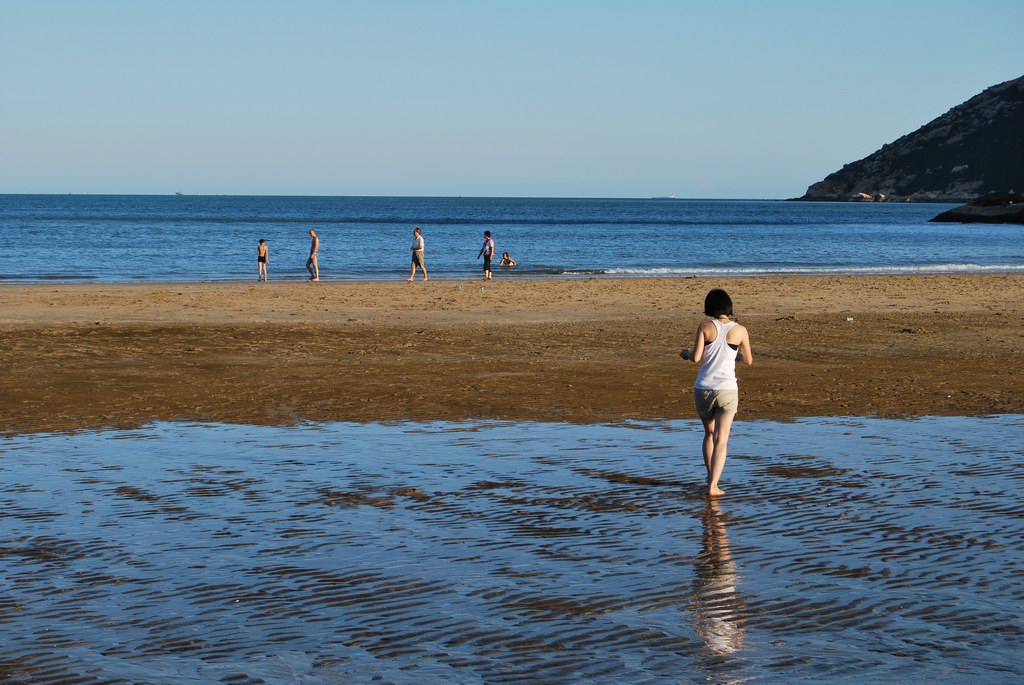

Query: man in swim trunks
[[408, 227, 428, 282], [306, 229, 320, 281], [257, 239, 269, 281]]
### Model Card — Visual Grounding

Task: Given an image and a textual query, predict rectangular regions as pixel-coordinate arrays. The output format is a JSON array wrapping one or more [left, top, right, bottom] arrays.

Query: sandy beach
[[1, 274, 1022, 434]]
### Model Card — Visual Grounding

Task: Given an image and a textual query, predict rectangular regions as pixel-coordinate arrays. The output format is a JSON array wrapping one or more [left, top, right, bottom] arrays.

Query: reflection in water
[[692, 499, 746, 656], [0, 417, 1021, 682]]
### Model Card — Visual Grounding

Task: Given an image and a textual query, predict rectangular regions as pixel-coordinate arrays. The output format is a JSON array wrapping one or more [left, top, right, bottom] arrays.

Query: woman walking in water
[[680, 289, 753, 497]]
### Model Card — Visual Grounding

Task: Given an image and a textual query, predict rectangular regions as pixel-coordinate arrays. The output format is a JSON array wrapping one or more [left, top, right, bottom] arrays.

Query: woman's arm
[[737, 327, 753, 365], [681, 324, 707, 363], [691, 325, 707, 364]]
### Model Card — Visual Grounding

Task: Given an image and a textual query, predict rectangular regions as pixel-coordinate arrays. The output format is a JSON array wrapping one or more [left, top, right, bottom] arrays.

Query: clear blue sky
[[2, 1, 1021, 198]]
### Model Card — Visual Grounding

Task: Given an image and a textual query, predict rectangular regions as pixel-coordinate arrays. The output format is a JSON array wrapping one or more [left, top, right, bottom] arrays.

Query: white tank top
[[694, 320, 739, 390]]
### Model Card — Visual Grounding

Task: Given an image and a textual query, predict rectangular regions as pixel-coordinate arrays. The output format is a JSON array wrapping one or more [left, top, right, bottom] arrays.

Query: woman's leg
[[708, 411, 735, 496], [700, 413, 717, 484]]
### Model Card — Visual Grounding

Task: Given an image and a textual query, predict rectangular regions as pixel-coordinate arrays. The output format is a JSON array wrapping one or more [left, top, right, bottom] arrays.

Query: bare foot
[[312, 277, 319, 282], [423, 276, 428, 281], [708, 485, 725, 497], [406, 278, 413, 282]]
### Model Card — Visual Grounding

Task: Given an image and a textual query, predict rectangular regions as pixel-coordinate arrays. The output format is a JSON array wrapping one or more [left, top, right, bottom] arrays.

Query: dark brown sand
[[2, 275, 1022, 434]]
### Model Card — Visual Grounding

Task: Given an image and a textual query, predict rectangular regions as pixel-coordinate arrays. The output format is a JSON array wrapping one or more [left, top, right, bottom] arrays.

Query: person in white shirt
[[680, 289, 754, 497], [407, 227, 428, 282]]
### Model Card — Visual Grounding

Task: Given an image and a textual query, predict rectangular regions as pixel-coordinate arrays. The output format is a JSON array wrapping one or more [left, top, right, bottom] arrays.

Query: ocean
[[1, 194, 1021, 282]]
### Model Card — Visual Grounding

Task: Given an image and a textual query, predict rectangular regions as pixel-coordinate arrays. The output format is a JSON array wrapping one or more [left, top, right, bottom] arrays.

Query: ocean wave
[[0, 273, 98, 280], [593, 264, 1024, 276]]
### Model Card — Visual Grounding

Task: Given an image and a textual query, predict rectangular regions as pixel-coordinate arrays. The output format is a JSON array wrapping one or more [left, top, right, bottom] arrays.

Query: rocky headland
[[929, 191, 1024, 224], [797, 75, 1024, 203]]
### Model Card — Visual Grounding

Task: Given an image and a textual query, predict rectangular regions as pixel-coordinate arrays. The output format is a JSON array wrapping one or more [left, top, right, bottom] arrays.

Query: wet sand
[[1, 274, 1022, 434], [0, 417, 1020, 682]]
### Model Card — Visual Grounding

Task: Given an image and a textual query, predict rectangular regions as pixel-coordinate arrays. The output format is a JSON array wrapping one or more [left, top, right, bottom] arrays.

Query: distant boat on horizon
[[175, 191, 184, 196], [652, 194, 677, 200]]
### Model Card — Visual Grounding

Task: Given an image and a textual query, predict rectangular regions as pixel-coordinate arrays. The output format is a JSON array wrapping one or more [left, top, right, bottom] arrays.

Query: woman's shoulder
[[697, 320, 717, 335], [726, 322, 749, 339]]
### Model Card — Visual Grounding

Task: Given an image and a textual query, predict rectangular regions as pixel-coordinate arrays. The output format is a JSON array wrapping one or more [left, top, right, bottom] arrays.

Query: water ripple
[[0, 416, 1020, 683]]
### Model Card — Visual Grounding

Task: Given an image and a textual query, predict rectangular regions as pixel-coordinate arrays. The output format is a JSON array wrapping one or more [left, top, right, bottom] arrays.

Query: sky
[[1, 1, 1022, 198]]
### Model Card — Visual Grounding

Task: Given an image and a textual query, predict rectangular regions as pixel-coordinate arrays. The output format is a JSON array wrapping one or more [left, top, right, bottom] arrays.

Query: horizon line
[[1, 192, 795, 201]]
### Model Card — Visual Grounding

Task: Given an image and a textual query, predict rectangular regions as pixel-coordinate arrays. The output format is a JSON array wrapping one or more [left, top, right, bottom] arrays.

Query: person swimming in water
[[680, 289, 754, 497], [499, 251, 516, 267]]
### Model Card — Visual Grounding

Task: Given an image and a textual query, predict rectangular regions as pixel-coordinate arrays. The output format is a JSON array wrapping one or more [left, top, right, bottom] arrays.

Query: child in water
[[680, 289, 753, 497], [257, 239, 269, 281], [499, 252, 516, 267]]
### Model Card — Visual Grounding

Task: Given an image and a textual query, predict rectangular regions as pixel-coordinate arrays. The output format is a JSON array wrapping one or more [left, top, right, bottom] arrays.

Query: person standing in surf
[[306, 229, 320, 281], [408, 227, 428, 282], [680, 289, 753, 497], [477, 230, 495, 280], [257, 239, 269, 281]]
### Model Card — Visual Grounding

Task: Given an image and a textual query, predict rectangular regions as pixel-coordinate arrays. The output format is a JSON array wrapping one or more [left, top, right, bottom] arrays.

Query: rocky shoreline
[[929, 191, 1024, 223]]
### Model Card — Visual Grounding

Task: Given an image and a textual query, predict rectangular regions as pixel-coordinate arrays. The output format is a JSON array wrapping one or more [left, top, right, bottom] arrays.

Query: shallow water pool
[[1, 416, 1021, 683]]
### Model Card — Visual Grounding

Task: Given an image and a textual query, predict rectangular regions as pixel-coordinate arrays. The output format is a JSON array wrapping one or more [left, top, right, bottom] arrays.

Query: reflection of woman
[[499, 251, 516, 267], [691, 499, 746, 655]]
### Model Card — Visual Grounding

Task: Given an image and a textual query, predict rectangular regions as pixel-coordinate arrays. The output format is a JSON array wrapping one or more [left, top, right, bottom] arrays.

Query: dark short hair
[[704, 289, 733, 317], [413, 227, 420, 232], [484, 231, 491, 237], [259, 239, 265, 243]]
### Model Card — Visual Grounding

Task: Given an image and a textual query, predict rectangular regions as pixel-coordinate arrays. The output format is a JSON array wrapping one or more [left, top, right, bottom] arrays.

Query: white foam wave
[[594, 264, 1024, 276]]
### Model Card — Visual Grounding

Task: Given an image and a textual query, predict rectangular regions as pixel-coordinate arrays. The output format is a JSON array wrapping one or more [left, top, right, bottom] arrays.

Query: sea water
[[1, 195, 1022, 282], [1, 416, 1021, 683]]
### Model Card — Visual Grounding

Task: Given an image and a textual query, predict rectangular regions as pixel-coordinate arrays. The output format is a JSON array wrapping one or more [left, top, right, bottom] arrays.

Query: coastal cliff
[[798, 75, 1024, 202]]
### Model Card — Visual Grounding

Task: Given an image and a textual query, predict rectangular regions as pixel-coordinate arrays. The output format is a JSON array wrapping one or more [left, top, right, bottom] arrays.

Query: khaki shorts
[[412, 250, 424, 267], [694, 388, 739, 419]]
